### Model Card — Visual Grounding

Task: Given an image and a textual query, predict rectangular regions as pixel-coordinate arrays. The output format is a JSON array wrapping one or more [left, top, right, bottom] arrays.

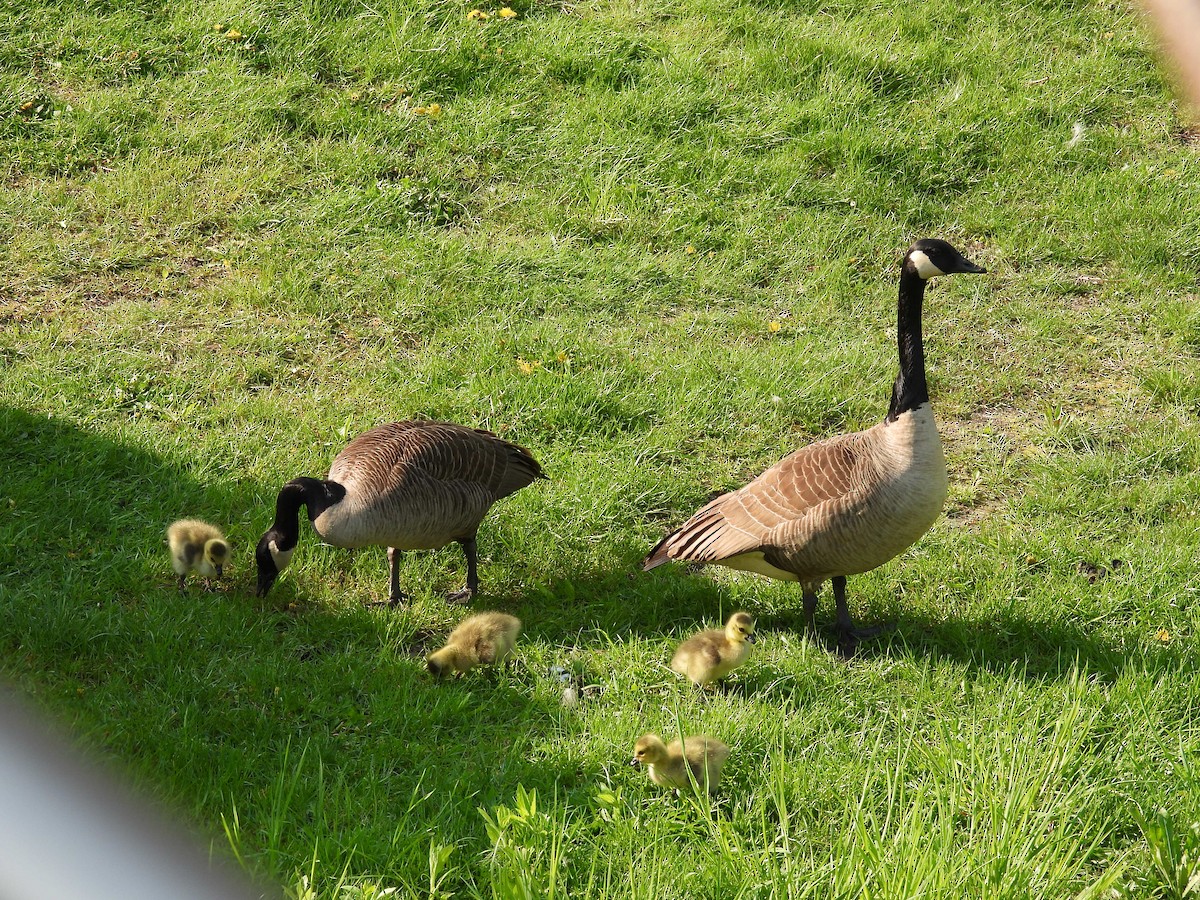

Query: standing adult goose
[[643, 239, 986, 647], [255, 420, 545, 603]]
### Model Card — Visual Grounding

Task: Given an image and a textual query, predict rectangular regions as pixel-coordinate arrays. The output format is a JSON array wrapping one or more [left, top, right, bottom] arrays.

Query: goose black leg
[[446, 536, 479, 604], [833, 575, 893, 654], [367, 547, 410, 607], [177, 574, 187, 595], [802, 588, 819, 631]]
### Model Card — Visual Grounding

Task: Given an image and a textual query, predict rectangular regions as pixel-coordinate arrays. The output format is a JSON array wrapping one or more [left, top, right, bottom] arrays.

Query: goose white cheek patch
[[909, 250, 945, 279], [269, 541, 295, 572]]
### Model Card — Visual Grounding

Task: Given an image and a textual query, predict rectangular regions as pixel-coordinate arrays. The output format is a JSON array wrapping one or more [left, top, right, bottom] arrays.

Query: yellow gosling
[[166, 519, 230, 593], [670, 611, 757, 687], [630, 733, 729, 795], [427, 612, 521, 678]]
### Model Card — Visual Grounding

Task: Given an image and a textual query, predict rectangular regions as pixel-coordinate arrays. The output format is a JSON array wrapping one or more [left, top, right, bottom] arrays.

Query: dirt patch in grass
[[0, 255, 231, 324], [944, 494, 1006, 530], [940, 404, 1029, 452]]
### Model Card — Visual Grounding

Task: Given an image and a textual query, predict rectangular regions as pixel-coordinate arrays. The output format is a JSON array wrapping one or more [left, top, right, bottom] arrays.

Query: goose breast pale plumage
[[645, 405, 947, 589]]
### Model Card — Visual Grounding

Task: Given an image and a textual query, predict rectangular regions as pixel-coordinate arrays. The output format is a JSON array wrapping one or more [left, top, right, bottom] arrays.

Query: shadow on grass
[[591, 548, 1198, 683], [876, 609, 1198, 681], [0, 407, 576, 883]]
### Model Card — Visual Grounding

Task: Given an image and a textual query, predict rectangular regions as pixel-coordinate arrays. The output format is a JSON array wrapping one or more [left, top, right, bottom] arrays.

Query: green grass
[[3, 0, 1200, 895]]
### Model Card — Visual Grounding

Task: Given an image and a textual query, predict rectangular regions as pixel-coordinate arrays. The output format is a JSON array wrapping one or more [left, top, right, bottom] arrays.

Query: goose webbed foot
[[445, 586, 476, 605], [833, 621, 896, 657], [366, 590, 410, 608]]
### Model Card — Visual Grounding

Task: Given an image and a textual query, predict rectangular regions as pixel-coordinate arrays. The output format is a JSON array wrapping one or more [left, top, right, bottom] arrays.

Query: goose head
[[905, 239, 987, 280], [255, 531, 294, 598]]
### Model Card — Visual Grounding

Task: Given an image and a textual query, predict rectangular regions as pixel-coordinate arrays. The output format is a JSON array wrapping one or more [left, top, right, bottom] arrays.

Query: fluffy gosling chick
[[630, 733, 730, 795], [166, 519, 230, 593], [427, 612, 521, 678], [670, 611, 757, 687]]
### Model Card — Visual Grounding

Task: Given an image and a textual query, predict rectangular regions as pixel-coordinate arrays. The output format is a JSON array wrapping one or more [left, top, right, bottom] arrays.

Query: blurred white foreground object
[[1142, 0, 1200, 109], [0, 689, 274, 900]]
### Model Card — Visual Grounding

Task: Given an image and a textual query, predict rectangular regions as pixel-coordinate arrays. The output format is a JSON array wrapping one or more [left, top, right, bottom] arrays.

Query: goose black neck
[[886, 267, 929, 423], [270, 477, 346, 551]]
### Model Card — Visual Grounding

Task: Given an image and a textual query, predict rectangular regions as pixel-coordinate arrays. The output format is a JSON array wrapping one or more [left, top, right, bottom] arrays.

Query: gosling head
[[203, 538, 230, 579], [426, 646, 470, 679], [725, 611, 757, 645], [905, 238, 987, 281], [630, 734, 668, 769], [254, 530, 293, 598]]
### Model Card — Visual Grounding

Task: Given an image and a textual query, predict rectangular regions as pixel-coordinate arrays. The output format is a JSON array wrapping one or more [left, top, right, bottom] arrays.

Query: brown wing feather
[[644, 431, 870, 568], [331, 421, 544, 498]]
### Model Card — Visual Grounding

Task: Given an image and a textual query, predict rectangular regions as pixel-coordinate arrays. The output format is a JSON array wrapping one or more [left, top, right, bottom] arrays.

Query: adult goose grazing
[[255, 421, 545, 604], [643, 238, 986, 648]]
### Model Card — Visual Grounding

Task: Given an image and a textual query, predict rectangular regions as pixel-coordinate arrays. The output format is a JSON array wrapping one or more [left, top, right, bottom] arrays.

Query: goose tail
[[642, 532, 676, 571]]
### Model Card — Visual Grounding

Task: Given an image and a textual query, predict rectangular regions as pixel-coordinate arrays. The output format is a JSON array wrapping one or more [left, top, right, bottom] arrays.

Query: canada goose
[[166, 519, 230, 593], [630, 733, 730, 795], [670, 611, 757, 687], [426, 611, 522, 677], [643, 239, 986, 647], [255, 421, 545, 603]]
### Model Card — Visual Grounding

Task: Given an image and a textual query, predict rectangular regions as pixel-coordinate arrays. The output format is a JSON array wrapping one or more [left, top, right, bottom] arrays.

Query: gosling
[[166, 519, 230, 593], [630, 733, 730, 795], [427, 612, 521, 678], [670, 611, 757, 687]]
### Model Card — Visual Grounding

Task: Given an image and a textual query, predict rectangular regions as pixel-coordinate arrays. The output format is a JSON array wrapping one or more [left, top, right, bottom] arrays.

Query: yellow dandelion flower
[[768, 320, 782, 333], [516, 357, 540, 375], [426, 102, 441, 116], [225, 27, 244, 39], [1156, 628, 1171, 643], [467, 8, 489, 20], [685, 244, 696, 255], [498, 6, 518, 17], [556, 350, 571, 364]]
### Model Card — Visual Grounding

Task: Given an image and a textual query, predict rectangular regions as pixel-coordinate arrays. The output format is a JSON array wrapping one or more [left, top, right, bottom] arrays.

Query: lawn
[[3, 0, 1200, 895]]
